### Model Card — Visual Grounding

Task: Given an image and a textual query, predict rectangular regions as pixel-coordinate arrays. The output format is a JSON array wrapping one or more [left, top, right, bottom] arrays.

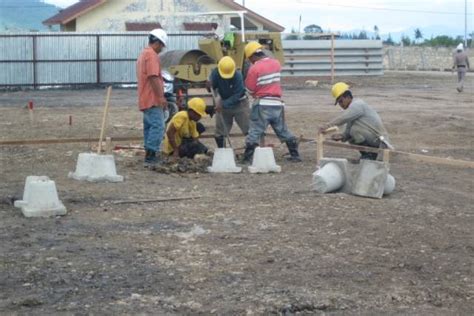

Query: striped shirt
[[245, 57, 282, 99]]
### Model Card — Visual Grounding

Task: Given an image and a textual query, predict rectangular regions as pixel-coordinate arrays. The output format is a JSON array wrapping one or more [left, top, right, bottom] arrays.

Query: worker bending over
[[162, 98, 208, 160], [452, 43, 470, 92], [242, 42, 302, 163], [319, 82, 391, 160], [207, 56, 249, 148]]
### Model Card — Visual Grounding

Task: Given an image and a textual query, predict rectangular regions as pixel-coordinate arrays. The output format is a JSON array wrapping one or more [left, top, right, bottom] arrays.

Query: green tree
[[357, 31, 368, 39], [285, 28, 299, 40], [374, 25, 380, 40], [401, 35, 411, 46], [383, 33, 395, 45], [303, 24, 323, 33], [414, 28, 423, 44]]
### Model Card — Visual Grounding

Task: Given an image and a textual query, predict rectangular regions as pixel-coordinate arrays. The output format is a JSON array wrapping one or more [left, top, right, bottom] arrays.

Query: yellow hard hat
[[331, 82, 350, 104], [244, 41, 263, 59], [187, 97, 207, 118], [218, 56, 236, 79]]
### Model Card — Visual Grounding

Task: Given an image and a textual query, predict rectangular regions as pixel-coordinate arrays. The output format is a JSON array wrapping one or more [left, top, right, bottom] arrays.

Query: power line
[[294, 0, 472, 16]]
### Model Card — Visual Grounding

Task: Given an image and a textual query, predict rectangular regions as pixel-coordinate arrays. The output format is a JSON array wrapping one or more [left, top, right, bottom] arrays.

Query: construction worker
[[136, 28, 168, 168], [452, 43, 470, 92], [241, 41, 302, 163], [162, 98, 208, 160], [207, 56, 249, 148], [319, 82, 390, 160]]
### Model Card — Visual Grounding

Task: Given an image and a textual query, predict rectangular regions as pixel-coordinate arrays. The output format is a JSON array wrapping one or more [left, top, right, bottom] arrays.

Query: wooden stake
[[97, 86, 112, 154], [382, 149, 390, 164], [316, 132, 324, 164], [105, 137, 112, 155]]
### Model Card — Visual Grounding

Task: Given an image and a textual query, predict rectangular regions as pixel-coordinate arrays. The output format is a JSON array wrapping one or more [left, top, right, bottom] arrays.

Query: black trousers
[[178, 138, 208, 159]]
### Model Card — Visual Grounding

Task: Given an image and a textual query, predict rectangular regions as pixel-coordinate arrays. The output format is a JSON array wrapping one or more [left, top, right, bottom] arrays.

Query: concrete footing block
[[14, 176, 67, 217], [208, 148, 241, 173], [351, 160, 388, 199], [383, 174, 396, 195], [312, 158, 350, 193], [248, 147, 281, 174], [69, 153, 123, 182]]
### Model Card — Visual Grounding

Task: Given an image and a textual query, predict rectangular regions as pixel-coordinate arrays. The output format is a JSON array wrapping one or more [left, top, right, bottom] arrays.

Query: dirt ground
[[0, 72, 473, 315]]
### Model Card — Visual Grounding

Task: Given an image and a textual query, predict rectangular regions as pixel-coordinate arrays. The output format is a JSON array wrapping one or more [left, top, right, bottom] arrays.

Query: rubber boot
[[286, 139, 302, 162], [241, 143, 258, 164], [214, 136, 225, 148], [144, 150, 158, 169]]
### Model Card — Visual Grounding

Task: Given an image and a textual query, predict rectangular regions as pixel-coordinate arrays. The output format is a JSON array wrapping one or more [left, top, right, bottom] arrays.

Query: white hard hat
[[456, 43, 464, 51], [149, 28, 168, 47]]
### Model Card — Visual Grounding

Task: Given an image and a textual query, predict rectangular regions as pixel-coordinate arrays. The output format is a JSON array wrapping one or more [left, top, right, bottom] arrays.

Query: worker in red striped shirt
[[241, 42, 302, 163]]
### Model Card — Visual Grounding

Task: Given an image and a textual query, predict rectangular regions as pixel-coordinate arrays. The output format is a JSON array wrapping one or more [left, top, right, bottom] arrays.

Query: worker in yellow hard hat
[[207, 56, 249, 148], [241, 41, 302, 163], [319, 82, 391, 161], [162, 97, 209, 160]]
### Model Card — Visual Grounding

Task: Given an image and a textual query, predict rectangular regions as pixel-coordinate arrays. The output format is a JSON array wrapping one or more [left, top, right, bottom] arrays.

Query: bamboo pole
[[97, 86, 112, 154]]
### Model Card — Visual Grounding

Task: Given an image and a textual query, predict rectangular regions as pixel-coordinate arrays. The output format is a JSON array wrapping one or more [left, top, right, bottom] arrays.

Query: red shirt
[[245, 57, 282, 99], [136, 47, 165, 111]]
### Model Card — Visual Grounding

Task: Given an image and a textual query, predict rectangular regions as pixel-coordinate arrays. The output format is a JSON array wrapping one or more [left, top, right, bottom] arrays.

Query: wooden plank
[[110, 196, 201, 205], [392, 151, 474, 168], [0, 133, 245, 146]]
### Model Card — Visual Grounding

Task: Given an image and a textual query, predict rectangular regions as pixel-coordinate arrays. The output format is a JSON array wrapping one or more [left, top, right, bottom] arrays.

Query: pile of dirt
[[154, 154, 212, 174]]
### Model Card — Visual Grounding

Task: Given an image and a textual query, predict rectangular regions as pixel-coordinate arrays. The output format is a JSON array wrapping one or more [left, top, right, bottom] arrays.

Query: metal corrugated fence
[[282, 40, 383, 76], [0, 32, 383, 88]]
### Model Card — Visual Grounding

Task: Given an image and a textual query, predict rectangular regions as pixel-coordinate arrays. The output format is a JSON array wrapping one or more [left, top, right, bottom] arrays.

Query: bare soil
[[0, 72, 473, 315]]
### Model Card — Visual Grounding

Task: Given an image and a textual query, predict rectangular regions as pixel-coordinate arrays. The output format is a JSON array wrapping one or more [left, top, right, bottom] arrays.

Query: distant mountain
[[0, 0, 60, 32]]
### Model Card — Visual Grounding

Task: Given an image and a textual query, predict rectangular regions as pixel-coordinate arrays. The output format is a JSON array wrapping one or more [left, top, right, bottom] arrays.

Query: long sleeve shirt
[[329, 98, 388, 145], [245, 57, 282, 99], [209, 68, 246, 108], [453, 51, 470, 72]]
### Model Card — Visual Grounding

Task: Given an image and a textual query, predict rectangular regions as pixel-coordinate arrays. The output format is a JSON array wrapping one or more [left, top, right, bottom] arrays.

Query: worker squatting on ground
[[162, 98, 209, 160], [319, 82, 390, 161], [452, 43, 470, 92], [241, 42, 302, 163], [207, 56, 249, 148], [136, 29, 168, 168]]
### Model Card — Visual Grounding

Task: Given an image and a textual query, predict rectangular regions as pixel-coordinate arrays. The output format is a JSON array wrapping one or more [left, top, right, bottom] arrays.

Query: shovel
[[211, 89, 233, 148]]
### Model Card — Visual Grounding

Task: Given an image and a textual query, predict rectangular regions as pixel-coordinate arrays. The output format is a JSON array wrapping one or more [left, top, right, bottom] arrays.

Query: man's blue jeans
[[245, 104, 295, 145], [143, 106, 165, 152]]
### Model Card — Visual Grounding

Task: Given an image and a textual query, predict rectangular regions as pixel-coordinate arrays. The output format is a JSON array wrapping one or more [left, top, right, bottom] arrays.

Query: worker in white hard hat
[[241, 41, 302, 163], [136, 28, 168, 169], [452, 43, 470, 92], [319, 82, 391, 161], [207, 56, 249, 148]]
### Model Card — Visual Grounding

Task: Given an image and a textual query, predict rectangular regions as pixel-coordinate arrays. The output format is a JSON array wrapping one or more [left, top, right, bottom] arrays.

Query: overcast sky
[[44, 0, 472, 35]]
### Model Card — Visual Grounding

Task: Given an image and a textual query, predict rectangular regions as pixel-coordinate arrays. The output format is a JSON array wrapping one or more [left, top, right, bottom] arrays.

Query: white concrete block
[[248, 147, 281, 174], [69, 153, 123, 182], [14, 176, 67, 217], [208, 148, 242, 173]]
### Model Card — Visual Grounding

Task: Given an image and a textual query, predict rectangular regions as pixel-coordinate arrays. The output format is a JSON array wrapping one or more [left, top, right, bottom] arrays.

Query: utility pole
[[465, 0, 468, 47], [242, 0, 245, 7]]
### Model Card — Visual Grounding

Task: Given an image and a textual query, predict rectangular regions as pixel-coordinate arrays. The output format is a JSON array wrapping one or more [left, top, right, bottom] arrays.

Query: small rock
[[304, 80, 319, 87]]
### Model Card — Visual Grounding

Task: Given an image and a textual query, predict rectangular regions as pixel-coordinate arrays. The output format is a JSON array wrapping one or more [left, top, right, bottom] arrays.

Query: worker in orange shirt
[[136, 29, 168, 169]]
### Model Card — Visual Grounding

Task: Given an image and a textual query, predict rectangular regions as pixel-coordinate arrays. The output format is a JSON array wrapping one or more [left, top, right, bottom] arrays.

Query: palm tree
[[374, 25, 380, 40], [414, 28, 423, 44]]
